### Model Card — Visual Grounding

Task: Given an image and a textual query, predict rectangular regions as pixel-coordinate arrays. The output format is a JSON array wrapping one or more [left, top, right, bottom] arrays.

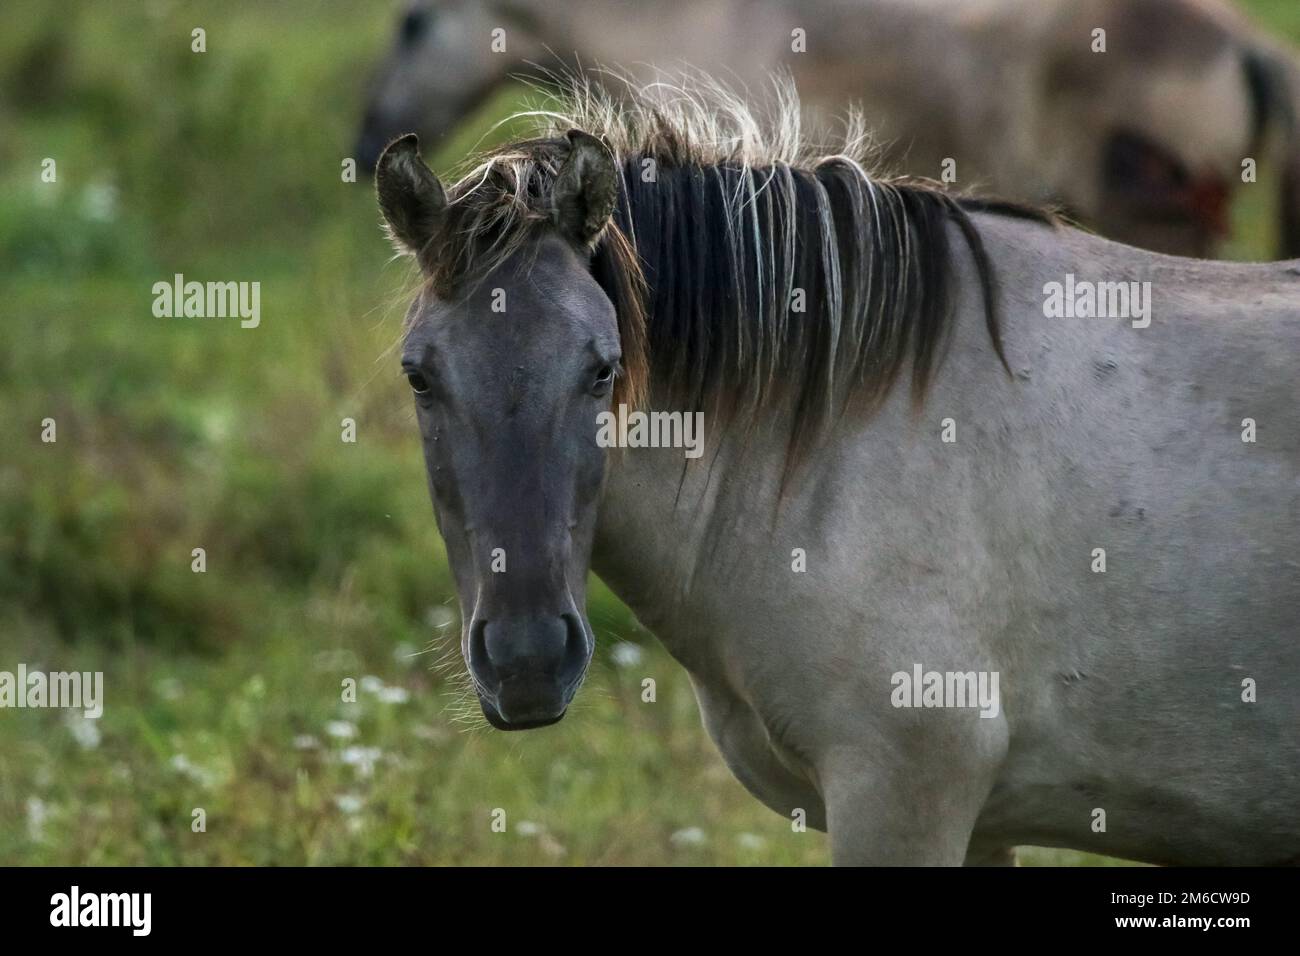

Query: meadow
[[0, 0, 1294, 865]]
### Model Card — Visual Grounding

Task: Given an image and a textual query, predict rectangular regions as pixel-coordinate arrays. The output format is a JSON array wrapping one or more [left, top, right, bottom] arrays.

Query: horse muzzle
[[467, 613, 591, 730]]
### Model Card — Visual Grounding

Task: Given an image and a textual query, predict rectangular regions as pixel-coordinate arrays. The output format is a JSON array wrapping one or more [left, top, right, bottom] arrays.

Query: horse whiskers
[[428, 648, 467, 676], [441, 689, 491, 733]]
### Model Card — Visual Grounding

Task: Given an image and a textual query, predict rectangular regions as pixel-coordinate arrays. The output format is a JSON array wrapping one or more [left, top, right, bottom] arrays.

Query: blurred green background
[[0, 0, 1294, 865]]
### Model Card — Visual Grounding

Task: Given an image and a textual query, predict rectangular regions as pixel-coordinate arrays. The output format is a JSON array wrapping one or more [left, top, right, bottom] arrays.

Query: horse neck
[[503, 0, 990, 91], [507, 0, 784, 67], [589, 379, 804, 669], [588, 207, 1035, 662]]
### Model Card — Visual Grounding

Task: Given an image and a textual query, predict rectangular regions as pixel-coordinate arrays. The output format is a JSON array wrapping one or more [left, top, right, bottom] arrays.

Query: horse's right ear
[[552, 129, 618, 248], [375, 134, 446, 261]]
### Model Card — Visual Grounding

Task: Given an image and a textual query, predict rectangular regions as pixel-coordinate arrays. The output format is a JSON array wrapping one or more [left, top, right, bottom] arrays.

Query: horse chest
[[689, 670, 826, 827]]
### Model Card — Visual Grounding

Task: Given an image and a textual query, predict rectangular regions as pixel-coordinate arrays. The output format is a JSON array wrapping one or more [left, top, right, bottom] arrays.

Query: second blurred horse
[[355, 0, 1300, 259]]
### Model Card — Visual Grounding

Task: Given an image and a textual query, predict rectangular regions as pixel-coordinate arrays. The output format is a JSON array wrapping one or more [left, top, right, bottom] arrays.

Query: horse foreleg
[[818, 719, 1007, 866], [963, 844, 1018, 866]]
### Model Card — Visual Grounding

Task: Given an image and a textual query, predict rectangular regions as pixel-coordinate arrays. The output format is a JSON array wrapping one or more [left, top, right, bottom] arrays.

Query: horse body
[[594, 218, 1300, 864], [374, 78, 1299, 864]]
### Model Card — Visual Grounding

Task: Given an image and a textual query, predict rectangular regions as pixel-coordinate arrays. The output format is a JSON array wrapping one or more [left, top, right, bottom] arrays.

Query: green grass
[[0, 0, 1292, 865]]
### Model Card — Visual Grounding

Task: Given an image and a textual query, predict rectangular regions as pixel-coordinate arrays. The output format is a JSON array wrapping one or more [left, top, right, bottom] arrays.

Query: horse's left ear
[[551, 129, 618, 247]]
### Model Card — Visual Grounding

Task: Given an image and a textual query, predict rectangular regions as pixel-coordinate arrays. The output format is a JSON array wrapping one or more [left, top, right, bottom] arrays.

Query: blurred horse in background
[[355, 0, 1300, 259]]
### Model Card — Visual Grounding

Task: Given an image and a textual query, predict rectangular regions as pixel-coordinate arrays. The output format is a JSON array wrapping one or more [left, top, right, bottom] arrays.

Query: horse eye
[[400, 8, 429, 45], [406, 369, 432, 395], [591, 365, 615, 395]]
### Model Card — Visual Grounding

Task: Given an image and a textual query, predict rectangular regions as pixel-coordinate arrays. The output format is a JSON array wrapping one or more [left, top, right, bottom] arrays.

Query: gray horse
[[357, 0, 1300, 259], [374, 79, 1299, 865]]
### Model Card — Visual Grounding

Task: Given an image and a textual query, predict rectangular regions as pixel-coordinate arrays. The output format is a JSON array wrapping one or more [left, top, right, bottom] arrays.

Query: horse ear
[[375, 134, 446, 260], [551, 129, 618, 247]]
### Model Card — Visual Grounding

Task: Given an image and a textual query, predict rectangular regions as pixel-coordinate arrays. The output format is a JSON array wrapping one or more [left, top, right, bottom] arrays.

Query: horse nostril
[[468, 618, 498, 689], [560, 613, 591, 686]]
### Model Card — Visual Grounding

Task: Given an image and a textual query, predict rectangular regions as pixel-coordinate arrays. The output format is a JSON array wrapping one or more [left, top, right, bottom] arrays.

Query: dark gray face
[[375, 131, 623, 729], [402, 240, 620, 728]]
